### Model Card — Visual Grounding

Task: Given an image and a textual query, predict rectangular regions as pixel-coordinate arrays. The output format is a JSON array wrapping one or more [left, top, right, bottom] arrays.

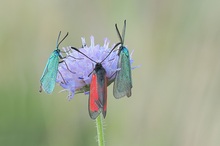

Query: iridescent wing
[[39, 32, 69, 94], [40, 50, 59, 94], [113, 47, 132, 98]]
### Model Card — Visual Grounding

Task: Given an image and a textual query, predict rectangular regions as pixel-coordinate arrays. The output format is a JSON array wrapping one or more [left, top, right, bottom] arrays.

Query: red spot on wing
[[89, 70, 108, 119], [89, 74, 99, 112]]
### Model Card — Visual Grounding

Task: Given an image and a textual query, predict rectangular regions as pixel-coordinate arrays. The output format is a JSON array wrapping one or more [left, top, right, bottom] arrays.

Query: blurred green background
[[1, 0, 220, 146]]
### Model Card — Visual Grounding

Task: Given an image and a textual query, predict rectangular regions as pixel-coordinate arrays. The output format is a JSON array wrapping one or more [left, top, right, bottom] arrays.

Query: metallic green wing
[[113, 47, 132, 98], [40, 50, 59, 94]]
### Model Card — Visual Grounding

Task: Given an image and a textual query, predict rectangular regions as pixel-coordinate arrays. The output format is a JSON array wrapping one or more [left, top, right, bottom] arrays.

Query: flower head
[[56, 36, 133, 100]]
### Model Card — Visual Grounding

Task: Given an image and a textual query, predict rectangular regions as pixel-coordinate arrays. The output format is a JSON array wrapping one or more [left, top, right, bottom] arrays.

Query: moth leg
[[58, 69, 67, 84], [108, 71, 117, 80], [88, 63, 95, 77], [59, 60, 76, 74], [68, 55, 84, 60]]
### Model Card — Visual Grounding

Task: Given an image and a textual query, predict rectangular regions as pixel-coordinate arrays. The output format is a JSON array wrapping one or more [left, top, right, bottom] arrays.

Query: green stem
[[96, 115, 105, 146]]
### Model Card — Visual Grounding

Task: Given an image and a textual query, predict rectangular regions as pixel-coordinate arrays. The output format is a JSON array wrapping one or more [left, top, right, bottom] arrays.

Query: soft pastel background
[[1, 0, 220, 146]]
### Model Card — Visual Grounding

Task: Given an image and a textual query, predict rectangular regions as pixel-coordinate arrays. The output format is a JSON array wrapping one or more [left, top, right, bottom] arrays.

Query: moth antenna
[[100, 42, 121, 64], [115, 23, 123, 45], [57, 31, 69, 48], [56, 31, 62, 48], [122, 20, 126, 45], [71, 47, 97, 63]]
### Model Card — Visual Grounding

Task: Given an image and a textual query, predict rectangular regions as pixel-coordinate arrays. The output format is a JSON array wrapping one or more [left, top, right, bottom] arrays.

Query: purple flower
[[56, 36, 134, 100]]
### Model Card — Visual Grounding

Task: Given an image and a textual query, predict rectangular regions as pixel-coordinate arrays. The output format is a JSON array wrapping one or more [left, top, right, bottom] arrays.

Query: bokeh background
[[1, 0, 220, 146]]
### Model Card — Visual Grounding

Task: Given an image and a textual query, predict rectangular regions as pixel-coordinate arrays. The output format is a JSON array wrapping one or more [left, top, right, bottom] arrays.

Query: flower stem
[[96, 115, 105, 146]]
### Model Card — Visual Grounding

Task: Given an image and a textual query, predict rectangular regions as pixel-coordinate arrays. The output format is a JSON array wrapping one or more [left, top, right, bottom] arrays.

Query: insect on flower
[[56, 36, 135, 119], [71, 42, 120, 119], [39, 31, 75, 94], [113, 20, 133, 98]]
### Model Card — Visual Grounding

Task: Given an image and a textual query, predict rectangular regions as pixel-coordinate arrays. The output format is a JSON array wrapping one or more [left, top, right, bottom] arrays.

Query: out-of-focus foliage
[[0, 0, 220, 146]]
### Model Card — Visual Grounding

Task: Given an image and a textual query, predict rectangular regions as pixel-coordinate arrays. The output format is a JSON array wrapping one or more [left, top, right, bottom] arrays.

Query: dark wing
[[89, 67, 107, 119]]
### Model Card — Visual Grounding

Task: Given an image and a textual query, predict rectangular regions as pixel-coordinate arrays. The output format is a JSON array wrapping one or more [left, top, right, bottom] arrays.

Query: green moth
[[113, 20, 132, 98]]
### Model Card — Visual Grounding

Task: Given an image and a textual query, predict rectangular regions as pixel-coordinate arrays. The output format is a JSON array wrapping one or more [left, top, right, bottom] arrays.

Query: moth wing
[[97, 69, 107, 118], [113, 47, 132, 98], [40, 51, 59, 94], [89, 74, 102, 119], [89, 67, 107, 119]]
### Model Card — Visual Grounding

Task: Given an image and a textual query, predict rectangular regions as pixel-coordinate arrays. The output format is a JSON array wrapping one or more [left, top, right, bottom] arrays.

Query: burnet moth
[[40, 32, 69, 94], [113, 20, 133, 98], [71, 42, 120, 119], [40, 31, 75, 94]]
